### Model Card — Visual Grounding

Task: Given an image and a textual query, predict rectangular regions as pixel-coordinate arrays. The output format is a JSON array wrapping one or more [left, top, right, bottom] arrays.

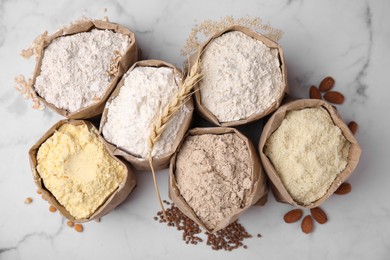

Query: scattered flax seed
[[36, 189, 42, 195], [156, 201, 202, 245], [206, 222, 252, 251], [74, 224, 84, 232], [181, 16, 283, 56], [67, 221, 75, 228], [49, 205, 57, 213], [257, 234, 262, 238], [155, 200, 253, 251], [24, 197, 33, 204]]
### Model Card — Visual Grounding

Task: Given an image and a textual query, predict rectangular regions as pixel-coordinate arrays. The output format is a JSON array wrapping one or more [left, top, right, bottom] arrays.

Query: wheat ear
[[147, 57, 202, 220]]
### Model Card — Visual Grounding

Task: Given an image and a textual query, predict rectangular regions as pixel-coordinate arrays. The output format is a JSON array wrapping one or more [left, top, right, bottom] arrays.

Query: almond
[[319, 76, 335, 92], [335, 182, 352, 195], [283, 209, 303, 223], [348, 121, 358, 135], [310, 207, 327, 224], [301, 215, 313, 234], [309, 86, 322, 99], [324, 91, 345, 104]]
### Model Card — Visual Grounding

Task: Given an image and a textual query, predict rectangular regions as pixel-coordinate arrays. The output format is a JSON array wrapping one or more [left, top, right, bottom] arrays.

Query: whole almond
[[283, 209, 303, 223], [324, 91, 345, 104], [309, 86, 322, 100], [310, 207, 327, 224], [301, 215, 313, 234], [335, 182, 352, 195], [319, 76, 335, 92], [348, 121, 358, 135]]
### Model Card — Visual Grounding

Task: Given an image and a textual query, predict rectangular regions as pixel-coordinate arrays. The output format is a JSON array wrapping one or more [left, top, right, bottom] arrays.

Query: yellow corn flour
[[36, 123, 125, 219]]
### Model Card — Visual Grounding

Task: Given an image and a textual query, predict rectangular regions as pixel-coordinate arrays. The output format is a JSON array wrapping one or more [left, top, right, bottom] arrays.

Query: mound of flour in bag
[[200, 31, 283, 122], [265, 107, 350, 205], [102, 66, 189, 158], [175, 133, 252, 230], [34, 29, 130, 112]]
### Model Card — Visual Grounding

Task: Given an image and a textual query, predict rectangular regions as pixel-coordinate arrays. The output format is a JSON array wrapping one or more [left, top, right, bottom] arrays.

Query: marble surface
[[1, 0, 389, 259]]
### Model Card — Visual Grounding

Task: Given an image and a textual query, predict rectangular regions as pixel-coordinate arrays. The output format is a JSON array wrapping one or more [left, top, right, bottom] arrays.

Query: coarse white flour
[[200, 31, 283, 122], [102, 66, 189, 158], [175, 133, 252, 230], [34, 29, 130, 112], [265, 107, 350, 205]]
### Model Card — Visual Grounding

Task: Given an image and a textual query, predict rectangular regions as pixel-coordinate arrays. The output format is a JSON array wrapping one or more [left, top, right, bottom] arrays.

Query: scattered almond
[[335, 182, 352, 195], [24, 197, 33, 204], [49, 205, 57, 212], [310, 207, 327, 224], [67, 221, 75, 228], [323, 91, 345, 104], [309, 86, 322, 99], [319, 76, 335, 92], [75, 224, 84, 232], [301, 215, 313, 234], [283, 209, 303, 223], [348, 121, 358, 135]]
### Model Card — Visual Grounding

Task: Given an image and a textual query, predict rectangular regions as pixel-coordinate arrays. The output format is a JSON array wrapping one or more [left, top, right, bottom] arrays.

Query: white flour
[[34, 29, 130, 112], [102, 66, 189, 158], [200, 31, 283, 122]]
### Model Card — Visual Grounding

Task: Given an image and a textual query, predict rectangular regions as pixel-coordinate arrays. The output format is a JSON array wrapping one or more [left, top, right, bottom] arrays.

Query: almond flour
[[34, 29, 130, 112], [199, 31, 284, 123], [265, 107, 350, 205], [175, 133, 252, 230]]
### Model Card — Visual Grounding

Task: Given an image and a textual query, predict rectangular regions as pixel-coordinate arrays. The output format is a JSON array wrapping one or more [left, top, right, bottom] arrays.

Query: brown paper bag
[[258, 99, 362, 208], [169, 127, 268, 233], [30, 19, 139, 119], [189, 25, 288, 127], [100, 60, 194, 171], [29, 119, 137, 222]]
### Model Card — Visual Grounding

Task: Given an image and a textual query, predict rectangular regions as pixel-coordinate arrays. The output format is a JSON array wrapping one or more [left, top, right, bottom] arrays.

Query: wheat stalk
[[147, 56, 202, 220]]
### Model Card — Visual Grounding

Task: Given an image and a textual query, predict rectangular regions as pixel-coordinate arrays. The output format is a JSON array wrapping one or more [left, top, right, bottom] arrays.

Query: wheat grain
[[147, 56, 202, 220]]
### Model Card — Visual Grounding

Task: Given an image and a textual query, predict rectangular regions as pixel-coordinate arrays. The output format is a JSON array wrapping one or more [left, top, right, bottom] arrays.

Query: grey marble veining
[[1, 0, 389, 259]]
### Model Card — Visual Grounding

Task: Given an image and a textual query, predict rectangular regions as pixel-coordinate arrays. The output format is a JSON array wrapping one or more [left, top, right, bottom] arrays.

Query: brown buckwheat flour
[[175, 133, 252, 230]]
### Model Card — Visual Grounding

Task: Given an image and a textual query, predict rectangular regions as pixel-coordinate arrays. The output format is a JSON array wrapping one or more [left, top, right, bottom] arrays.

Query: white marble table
[[1, 0, 389, 259]]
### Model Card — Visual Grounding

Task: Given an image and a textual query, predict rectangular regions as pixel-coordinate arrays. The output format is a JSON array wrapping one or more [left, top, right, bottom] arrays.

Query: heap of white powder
[[34, 29, 130, 112], [175, 133, 252, 230], [102, 66, 189, 158], [265, 107, 351, 205], [200, 31, 283, 122]]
